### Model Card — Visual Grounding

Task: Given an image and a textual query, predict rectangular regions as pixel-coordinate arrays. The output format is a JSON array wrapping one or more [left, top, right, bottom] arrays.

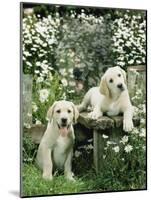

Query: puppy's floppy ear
[[71, 103, 79, 124], [118, 66, 127, 84], [100, 75, 110, 98], [46, 101, 57, 121]]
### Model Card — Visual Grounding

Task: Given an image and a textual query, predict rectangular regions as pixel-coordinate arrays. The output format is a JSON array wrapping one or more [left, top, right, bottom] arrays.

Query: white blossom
[[39, 89, 49, 103], [107, 141, 116, 146], [87, 144, 93, 150], [112, 146, 120, 153], [120, 135, 128, 144], [59, 68, 67, 75], [102, 134, 109, 139], [32, 103, 38, 112], [35, 120, 42, 125], [133, 128, 139, 135], [36, 61, 41, 66], [74, 150, 82, 158], [36, 76, 44, 83], [27, 113, 32, 117], [140, 118, 145, 124], [26, 61, 32, 67], [124, 144, 133, 153], [139, 128, 146, 137], [61, 78, 68, 87], [24, 122, 31, 128]]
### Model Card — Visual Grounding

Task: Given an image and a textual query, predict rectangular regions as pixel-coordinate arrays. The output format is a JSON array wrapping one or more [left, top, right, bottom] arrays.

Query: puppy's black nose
[[61, 118, 67, 123], [117, 83, 123, 89]]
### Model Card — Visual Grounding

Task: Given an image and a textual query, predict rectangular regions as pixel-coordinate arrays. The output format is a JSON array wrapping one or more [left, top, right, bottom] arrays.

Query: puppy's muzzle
[[117, 83, 124, 91], [61, 118, 67, 125], [58, 118, 70, 137]]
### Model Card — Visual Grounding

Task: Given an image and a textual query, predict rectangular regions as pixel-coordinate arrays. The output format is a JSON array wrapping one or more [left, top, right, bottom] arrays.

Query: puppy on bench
[[78, 66, 134, 132], [36, 100, 79, 181]]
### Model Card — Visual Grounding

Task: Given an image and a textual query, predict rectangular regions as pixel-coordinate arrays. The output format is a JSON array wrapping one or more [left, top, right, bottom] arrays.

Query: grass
[[21, 163, 98, 197], [21, 158, 146, 197], [22, 131, 146, 197]]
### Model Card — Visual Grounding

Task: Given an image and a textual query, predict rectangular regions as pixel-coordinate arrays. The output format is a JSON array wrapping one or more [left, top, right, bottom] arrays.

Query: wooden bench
[[78, 112, 140, 173], [25, 112, 140, 173]]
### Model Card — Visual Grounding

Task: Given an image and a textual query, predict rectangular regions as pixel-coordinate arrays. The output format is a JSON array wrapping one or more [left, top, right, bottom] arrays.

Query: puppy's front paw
[[42, 172, 53, 181], [66, 172, 76, 182], [107, 110, 119, 116], [67, 176, 76, 182], [88, 111, 102, 119], [123, 119, 134, 132]]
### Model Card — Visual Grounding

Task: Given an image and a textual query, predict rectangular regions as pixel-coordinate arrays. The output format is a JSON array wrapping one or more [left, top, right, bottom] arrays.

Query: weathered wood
[[24, 124, 46, 144], [23, 74, 32, 127], [24, 111, 140, 174], [93, 129, 111, 173], [78, 112, 140, 131], [78, 112, 114, 130], [127, 65, 146, 100], [110, 116, 140, 128]]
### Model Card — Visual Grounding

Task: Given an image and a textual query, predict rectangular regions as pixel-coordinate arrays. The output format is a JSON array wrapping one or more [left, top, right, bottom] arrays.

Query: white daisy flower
[[139, 128, 146, 137], [61, 78, 68, 87], [107, 141, 116, 146], [102, 134, 109, 139], [35, 120, 42, 125], [74, 150, 82, 158], [24, 122, 31, 128], [120, 135, 128, 144], [112, 146, 120, 153], [32, 103, 38, 112], [39, 89, 49, 103], [124, 144, 133, 153], [27, 113, 32, 117], [36, 76, 44, 83]]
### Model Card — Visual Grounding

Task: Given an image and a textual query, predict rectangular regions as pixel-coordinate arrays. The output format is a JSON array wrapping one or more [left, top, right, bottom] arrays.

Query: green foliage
[[23, 134, 38, 163], [22, 5, 146, 195], [32, 72, 64, 124], [23, 14, 60, 75], [22, 6, 146, 95], [56, 13, 112, 88], [111, 10, 146, 68]]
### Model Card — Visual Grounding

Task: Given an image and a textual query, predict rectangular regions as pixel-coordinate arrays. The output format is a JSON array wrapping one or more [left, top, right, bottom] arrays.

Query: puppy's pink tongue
[[59, 127, 68, 137]]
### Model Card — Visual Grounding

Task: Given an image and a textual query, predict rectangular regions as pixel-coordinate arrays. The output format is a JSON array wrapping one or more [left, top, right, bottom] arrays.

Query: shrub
[[55, 11, 112, 89], [111, 10, 146, 68], [23, 8, 146, 92], [22, 13, 60, 75], [23, 134, 38, 163]]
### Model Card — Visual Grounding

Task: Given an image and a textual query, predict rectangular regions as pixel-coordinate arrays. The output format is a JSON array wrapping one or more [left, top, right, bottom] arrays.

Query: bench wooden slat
[[78, 112, 114, 130], [78, 112, 140, 131]]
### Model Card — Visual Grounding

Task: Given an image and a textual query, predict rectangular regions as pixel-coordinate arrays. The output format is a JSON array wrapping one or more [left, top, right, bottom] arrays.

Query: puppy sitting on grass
[[36, 100, 79, 181], [78, 66, 134, 132]]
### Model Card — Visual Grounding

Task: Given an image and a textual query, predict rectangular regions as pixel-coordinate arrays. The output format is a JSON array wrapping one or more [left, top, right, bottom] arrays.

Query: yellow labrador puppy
[[36, 100, 79, 181], [78, 66, 133, 132]]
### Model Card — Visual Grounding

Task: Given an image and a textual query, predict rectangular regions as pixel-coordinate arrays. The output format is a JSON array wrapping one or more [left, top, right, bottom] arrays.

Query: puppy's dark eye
[[109, 78, 113, 83], [118, 74, 121, 77], [56, 109, 61, 113], [68, 109, 71, 113]]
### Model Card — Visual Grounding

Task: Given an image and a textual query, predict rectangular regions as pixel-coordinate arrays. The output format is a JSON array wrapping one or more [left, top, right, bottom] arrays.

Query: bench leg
[[93, 129, 104, 173], [93, 127, 124, 173]]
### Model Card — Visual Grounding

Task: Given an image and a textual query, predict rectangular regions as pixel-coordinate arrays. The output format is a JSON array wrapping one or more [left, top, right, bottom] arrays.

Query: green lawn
[[21, 160, 146, 197], [21, 163, 99, 197]]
